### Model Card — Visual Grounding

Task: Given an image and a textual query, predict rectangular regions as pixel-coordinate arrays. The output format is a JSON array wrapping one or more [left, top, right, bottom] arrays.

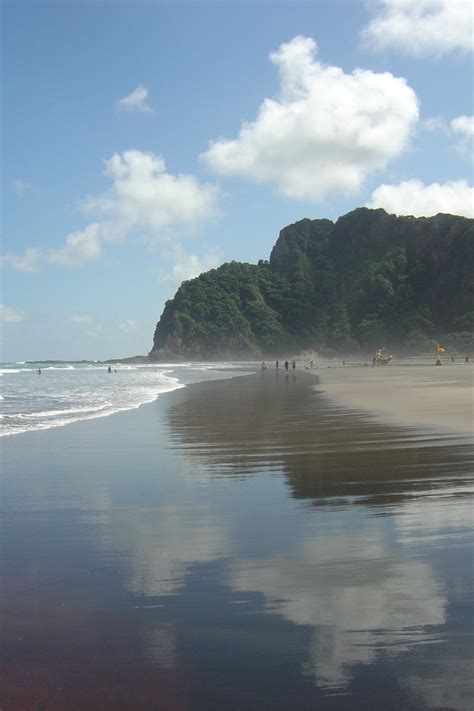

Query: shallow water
[[1, 372, 473, 710], [0, 360, 255, 436]]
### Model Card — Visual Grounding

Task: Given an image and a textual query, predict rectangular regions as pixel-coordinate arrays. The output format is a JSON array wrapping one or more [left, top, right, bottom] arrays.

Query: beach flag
[[438, 344, 446, 354]]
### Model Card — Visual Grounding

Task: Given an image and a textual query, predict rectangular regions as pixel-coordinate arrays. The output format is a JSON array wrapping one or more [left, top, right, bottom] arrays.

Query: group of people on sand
[[261, 359, 297, 371]]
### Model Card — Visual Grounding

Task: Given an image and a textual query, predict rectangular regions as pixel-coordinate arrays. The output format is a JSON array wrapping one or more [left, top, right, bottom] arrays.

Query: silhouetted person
[[38, 368, 41, 375], [465, 355, 469, 363], [275, 360, 279, 369], [108, 366, 112, 373], [284, 361, 289, 371], [342, 360, 345, 366], [451, 356, 454, 364], [292, 360, 296, 370], [261, 362, 267, 371]]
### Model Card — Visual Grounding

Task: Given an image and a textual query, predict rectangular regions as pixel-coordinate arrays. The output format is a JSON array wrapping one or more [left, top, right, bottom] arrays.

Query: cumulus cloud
[[362, 0, 473, 57], [2, 247, 42, 273], [0, 304, 25, 323], [116, 84, 153, 113], [201, 36, 419, 200], [84, 149, 219, 237], [367, 179, 474, 217], [160, 244, 221, 285], [39, 149, 219, 269], [49, 222, 105, 267], [451, 115, 474, 137]]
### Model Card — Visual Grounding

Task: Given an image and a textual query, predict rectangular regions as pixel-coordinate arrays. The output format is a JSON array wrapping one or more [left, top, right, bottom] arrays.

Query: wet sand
[[318, 362, 473, 435], [1, 371, 473, 710]]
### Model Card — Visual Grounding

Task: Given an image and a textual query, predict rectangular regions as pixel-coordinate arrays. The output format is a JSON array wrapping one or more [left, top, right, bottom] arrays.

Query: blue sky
[[2, 0, 473, 360]]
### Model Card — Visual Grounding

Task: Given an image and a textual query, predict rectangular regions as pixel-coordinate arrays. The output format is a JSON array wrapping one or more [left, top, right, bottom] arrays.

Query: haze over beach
[[1, 1, 473, 710]]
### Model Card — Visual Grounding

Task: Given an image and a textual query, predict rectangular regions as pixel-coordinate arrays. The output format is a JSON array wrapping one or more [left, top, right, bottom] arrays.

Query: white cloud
[[9, 150, 218, 271], [2, 248, 42, 273], [116, 84, 153, 113], [71, 314, 94, 324], [49, 222, 105, 267], [201, 36, 419, 200], [451, 115, 474, 138], [160, 244, 221, 285], [0, 304, 25, 323], [84, 149, 219, 236], [119, 319, 137, 333], [362, 0, 473, 57], [13, 178, 32, 195], [450, 114, 474, 156], [367, 179, 474, 217]]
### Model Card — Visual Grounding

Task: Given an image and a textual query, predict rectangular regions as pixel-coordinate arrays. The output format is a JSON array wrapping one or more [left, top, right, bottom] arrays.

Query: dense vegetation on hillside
[[150, 208, 474, 358]]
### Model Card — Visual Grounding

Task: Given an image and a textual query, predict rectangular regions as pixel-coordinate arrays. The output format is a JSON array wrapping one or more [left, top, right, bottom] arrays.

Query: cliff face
[[150, 208, 474, 359]]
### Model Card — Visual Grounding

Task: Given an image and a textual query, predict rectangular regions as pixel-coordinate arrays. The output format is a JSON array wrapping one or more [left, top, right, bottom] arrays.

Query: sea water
[[0, 361, 256, 436]]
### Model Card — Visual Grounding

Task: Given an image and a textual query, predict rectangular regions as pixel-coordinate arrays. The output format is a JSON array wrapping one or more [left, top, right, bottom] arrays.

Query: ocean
[[0, 360, 256, 436]]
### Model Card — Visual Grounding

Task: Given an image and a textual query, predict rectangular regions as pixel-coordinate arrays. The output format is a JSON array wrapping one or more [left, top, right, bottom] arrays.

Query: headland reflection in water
[[1, 371, 473, 710]]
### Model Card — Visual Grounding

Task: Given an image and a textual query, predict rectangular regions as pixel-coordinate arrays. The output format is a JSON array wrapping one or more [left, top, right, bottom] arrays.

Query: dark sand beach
[[1, 371, 473, 710]]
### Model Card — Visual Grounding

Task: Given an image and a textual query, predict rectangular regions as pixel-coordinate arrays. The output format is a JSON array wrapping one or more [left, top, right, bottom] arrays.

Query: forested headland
[[150, 208, 473, 359]]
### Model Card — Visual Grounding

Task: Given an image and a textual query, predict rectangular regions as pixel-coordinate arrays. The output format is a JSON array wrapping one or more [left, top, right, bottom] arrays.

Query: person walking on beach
[[275, 360, 279, 369], [451, 356, 455, 364], [284, 360, 289, 371], [38, 368, 41, 375], [108, 366, 112, 373], [292, 360, 296, 370], [261, 362, 267, 371]]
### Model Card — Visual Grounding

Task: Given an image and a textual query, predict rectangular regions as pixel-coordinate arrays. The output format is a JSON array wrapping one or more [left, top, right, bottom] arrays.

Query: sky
[[2, 0, 473, 361]]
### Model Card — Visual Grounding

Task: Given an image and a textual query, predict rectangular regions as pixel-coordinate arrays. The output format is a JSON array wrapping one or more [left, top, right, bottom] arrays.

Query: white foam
[[0, 375, 185, 437], [0, 362, 254, 438]]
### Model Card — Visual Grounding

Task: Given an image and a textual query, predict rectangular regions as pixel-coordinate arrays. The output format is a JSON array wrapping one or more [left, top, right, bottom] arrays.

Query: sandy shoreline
[[316, 362, 473, 435]]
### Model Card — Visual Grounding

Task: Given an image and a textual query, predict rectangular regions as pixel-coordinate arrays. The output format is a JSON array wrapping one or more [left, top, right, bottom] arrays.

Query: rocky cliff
[[150, 208, 473, 359]]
